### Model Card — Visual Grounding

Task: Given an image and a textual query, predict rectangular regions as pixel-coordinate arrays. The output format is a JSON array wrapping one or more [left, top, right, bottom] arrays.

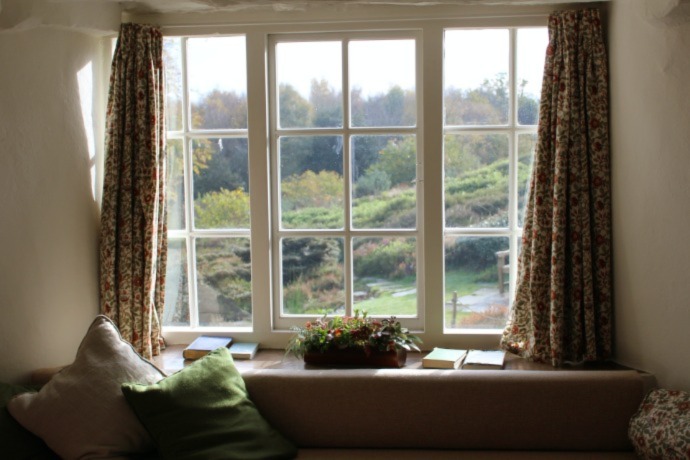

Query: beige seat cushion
[[7, 315, 165, 459]]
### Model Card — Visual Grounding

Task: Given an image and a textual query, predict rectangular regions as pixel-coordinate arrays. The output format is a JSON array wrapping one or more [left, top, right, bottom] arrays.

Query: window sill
[[152, 344, 632, 375]]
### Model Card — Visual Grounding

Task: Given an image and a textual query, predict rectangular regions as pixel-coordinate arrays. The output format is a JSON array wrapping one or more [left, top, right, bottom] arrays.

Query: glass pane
[[163, 239, 189, 326], [281, 237, 344, 315], [350, 39, 416, 127], [166, 139, 185, 230], [444, 236, 509, 329], [444, 29, 509, 126], [352, 135, 416, 229], [279, 136, 343, 229], [518, 133, 537, 227], [517, 28, 548, 126], [188, 36, 247, 130], [277, 41, 342, 129], [196, 238, 252, 327], [192, 138, 250, 230], [163, 37, 183, 131], [353, 237, 417, 316], [444, 134, 509, 228]]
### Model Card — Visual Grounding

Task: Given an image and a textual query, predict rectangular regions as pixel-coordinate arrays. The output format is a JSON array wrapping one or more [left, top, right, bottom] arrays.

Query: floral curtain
[[99, 23, 167, 359], [501, 9, 612, 366]]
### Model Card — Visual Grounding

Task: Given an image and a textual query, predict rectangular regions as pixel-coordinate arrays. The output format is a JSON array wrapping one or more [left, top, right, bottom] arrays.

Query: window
[[269, 33, 423, 330], [163, 36, 252, 329], [157, 14, 548, 348], [442, 28, 548, 331]]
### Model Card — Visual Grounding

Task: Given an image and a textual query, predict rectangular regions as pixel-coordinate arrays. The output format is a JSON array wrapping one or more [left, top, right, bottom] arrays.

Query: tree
[[194, 188, 250, 229], [369, 136, 416, 187]]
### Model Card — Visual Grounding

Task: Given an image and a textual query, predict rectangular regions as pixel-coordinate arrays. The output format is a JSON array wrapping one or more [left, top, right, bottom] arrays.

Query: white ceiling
[[53, 0, 604, 15]]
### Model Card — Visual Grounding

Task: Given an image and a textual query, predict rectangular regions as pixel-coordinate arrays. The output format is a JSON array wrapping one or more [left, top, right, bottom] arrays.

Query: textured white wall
[[609, 0, 690, 392], [0, 28, 105, 383]]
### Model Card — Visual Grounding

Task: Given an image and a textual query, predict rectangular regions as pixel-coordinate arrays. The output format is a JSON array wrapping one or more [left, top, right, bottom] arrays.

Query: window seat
[[152, 347, 654, 457]]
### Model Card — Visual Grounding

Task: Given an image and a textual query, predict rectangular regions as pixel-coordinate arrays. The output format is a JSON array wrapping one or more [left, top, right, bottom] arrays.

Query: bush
[[445, 236, 507, 271], [354, 238, 416, 280]]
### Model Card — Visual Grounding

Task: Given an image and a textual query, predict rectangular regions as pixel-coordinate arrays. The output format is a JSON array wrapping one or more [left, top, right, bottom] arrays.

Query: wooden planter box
[[303, 348, 407, 368]]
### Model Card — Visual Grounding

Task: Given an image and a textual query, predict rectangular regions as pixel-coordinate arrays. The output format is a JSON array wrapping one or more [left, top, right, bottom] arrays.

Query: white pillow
[[8, 315, 166, 459]]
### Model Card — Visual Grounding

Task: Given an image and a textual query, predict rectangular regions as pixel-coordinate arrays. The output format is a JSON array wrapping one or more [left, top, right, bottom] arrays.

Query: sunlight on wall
[[77, 61, 97, 201]]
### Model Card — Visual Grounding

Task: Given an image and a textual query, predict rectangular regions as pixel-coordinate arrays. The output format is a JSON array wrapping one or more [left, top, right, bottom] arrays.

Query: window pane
[[518, 133, 537, 227], [444, 134, 509, 228], [279, 136, 343, 229], [166, 139, 185, 230], [192, 138, 250, 230], [163, 239, 189, 326], [196, 238, 252, 327], [277, 41, 342, 129], [350, 39, 416, 127], [353, 237, 417, 316], [444, 29, 509, 126], [444, 236, 509, 329], [163, 37, 183, 131], [188, 36, 247, 130], [281, 237, 344, 315], [352, 135, 416, 229], [517, 28, 548, 125]]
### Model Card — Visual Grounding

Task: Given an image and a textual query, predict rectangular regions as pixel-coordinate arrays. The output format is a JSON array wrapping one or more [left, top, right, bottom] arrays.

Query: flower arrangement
[[286, 310, 422, 359]]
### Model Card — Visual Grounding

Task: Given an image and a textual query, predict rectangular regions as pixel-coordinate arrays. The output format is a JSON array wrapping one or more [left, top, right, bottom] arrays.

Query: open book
[[461, 350, 506, 369]]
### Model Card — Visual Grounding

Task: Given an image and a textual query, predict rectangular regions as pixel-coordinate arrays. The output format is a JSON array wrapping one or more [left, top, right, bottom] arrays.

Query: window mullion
[[342, 39, 353, 317], [178, 37, 200, 329]]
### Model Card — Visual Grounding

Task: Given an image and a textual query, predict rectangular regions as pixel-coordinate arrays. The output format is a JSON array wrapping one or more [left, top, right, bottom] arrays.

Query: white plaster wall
[[0, 28, 105, 383], [609, 0, 690, 392]]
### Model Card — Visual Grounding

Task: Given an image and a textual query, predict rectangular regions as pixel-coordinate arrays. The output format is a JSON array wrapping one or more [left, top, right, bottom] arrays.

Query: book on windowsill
[[182, 336, 233, 360], [229, 342, 259, 360], [422, 348, 468, 369], [461, 350, 506, 370]]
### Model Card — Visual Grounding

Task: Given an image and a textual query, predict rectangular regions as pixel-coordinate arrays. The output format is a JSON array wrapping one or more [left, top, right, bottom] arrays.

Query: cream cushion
[[7, 315, 165, 459]]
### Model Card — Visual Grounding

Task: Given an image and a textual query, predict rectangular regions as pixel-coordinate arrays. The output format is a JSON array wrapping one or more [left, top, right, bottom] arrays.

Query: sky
[[167, 27, 548, 104]]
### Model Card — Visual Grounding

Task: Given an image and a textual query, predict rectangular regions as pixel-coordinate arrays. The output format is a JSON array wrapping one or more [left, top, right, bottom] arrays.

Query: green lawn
[[353, 268, 487, 318]]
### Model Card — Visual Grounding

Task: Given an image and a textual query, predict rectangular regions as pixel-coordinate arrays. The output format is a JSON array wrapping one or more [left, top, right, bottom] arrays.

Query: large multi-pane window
[[158, 20, 548, 345], [269, 34, 422, 330], [163, 36, 252, 329], [443, 28, 548, 330]]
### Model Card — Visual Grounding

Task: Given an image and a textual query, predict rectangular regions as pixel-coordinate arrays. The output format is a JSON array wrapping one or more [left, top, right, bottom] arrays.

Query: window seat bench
[[155, 348, 655, 458]]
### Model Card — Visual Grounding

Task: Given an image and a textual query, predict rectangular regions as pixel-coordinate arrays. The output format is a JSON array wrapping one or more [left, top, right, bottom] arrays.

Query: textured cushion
[[7, 315, 166, 459], [0, 382, 57, 459], [629, 388, 690, 459], [122, 347, 297, 460]]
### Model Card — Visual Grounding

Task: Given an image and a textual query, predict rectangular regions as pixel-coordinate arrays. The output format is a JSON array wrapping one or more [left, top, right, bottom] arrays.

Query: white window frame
[[442, 27, 541, 334], [150, 9, 552, 350], [267, 31, 425, 331]]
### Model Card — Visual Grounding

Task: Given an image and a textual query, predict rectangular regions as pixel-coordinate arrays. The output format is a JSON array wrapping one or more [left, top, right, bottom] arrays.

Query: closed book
[[461, 350, 506, 370], [230, 342, 259, 360], [182, 336, 233, 360], [422, 348, 467, 369]]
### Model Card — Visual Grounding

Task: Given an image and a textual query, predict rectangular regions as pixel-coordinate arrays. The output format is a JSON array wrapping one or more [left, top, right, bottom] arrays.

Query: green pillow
[[0, 383, 58, 459], [122, 347, 297, 460]]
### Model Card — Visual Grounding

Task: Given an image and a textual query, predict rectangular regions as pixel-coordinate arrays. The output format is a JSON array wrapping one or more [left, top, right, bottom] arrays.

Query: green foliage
[[282, 238, 341, 284], [352, 189, 416, 229], [194, 188, 250, 229], [196, 238, 252, 322], [281, 170, 343, 212], [355, 169, 391, 197], [354, 239, 415, 280], [444, 236, 507, 271], [369, 136, 416, 187], [286, 310, 422, 358]]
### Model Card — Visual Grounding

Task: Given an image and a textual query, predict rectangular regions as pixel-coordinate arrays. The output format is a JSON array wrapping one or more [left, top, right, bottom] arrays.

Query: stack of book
[[182, 336, 259, 360]]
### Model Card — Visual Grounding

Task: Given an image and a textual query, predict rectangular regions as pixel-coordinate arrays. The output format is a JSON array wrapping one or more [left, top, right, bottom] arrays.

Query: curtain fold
[[501, 9, 612, 366], [99, 23, 167, 359]]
